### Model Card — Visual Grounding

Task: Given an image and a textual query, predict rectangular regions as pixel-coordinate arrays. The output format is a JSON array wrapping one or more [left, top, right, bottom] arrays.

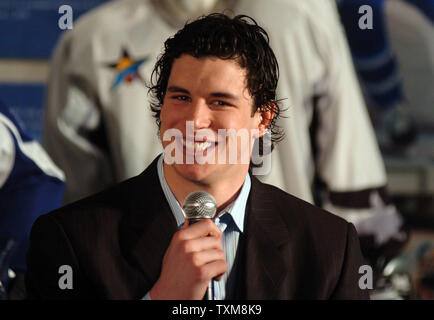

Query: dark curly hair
[[148, 13, 283, 156]]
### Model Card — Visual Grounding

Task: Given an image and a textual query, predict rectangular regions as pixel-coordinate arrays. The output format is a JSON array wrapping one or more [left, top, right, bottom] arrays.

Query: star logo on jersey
[[106, 48, 148, 89]]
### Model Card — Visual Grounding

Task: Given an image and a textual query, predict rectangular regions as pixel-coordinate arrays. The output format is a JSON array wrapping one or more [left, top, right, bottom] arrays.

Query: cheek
[[218, 111, 244, 129], [160, 105, 177, 129], [159, 106, 172, 141], [160, 103, 169, 121]]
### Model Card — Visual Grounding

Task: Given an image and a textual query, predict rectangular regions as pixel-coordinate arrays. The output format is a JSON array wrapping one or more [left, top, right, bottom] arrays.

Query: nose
[[189, 98, 212, 129]]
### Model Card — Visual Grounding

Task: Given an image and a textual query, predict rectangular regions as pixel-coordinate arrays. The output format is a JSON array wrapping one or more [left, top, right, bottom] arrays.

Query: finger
[[190, 249, 226, 268], [178, 219, 221, 240], [183, 236, 223, 253], [200, 259, 228, 282]]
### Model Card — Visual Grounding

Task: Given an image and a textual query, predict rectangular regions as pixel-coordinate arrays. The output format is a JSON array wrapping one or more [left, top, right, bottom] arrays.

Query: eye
[[171, 95, 191, 102], [210, 100, 231, 107]]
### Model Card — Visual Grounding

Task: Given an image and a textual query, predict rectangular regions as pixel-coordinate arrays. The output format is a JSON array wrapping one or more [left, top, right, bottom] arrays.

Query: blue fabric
[[337, 0, 433, 108], [0, 0, 111, 59], [338, 0, 388, 56], [0, 100, 65, 273], [337, 0, 404, 108], [0, 100, 33, 143]]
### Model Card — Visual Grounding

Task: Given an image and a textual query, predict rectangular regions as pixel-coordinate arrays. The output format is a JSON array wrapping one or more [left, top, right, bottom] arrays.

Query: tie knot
[[215, 212, 235, 233]]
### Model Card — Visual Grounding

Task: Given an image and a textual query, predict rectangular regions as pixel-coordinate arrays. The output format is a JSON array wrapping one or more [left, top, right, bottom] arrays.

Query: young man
[[25, 14, 368, 299]]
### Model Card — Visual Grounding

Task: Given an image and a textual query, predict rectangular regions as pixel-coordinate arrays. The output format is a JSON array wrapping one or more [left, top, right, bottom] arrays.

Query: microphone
[[183, 191, 217, 300]]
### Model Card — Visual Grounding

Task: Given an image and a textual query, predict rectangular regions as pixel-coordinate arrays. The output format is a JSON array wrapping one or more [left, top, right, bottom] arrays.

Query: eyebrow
[[167, 86, 239, 100], [167, 86, 190, 94]]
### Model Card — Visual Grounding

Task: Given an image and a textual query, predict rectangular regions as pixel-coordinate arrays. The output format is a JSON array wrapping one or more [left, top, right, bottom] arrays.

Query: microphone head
[[183, 191, 217, 222]]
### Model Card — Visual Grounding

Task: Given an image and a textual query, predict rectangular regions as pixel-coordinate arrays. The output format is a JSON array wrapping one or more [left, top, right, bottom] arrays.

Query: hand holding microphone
[[149, 191, 227, 300]]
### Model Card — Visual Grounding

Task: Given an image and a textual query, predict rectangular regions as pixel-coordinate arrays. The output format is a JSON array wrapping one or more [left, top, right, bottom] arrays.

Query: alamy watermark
[[358, 265, 373, 290], [58, 264, 73, 290], [359, 5, 373, 30], [57, 263, 375, 291], [162, 121, 272, 175], [58, 5, 73, 30]]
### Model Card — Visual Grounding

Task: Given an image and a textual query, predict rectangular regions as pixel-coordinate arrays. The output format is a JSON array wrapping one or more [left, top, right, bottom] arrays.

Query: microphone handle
[[187, 217, 206, 225]]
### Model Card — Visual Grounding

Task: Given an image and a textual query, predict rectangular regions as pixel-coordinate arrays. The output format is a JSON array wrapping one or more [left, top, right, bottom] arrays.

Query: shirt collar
[[157, 154, 250, 232]]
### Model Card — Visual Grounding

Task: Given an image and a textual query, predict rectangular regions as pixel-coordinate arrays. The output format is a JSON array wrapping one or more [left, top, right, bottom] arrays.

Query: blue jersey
[[0, 100, 65, 275]]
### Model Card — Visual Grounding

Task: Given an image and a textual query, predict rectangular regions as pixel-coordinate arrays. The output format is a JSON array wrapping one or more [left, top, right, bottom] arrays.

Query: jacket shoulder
[[250, 178, 368, 299], [251, 178, 359, 267], [253, 178, 350, 232]]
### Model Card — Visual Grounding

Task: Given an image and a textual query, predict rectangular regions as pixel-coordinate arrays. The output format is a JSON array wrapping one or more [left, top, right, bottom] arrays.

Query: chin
[[173, 162, 214, 184]]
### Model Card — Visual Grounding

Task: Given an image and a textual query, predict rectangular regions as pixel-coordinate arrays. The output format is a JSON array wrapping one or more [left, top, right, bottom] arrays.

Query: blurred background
[[0, 0, 433, 299]]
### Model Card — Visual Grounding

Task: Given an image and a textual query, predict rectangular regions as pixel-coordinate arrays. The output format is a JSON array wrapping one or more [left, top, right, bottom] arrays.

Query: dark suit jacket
[[25, 156, 369, 299]]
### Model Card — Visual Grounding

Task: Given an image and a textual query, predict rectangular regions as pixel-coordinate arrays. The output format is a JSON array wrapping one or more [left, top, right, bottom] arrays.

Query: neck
[[163, 163, 248, 212]]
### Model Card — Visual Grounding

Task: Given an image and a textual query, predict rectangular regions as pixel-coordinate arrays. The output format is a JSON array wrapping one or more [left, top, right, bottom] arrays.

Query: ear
[[256, 103, 275, 138]]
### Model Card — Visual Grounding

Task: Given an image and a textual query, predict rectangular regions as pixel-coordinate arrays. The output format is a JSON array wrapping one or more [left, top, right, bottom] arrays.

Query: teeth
[[182, 140, 212, 151]]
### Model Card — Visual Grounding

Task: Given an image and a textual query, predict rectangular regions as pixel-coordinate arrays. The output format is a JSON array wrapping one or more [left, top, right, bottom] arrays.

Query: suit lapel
[[243, 176, 292, 299], [119, 157, 178, 287]]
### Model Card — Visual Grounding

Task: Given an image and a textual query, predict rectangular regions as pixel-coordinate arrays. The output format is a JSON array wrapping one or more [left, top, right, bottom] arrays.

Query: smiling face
[[159, 54, 266, 188]]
